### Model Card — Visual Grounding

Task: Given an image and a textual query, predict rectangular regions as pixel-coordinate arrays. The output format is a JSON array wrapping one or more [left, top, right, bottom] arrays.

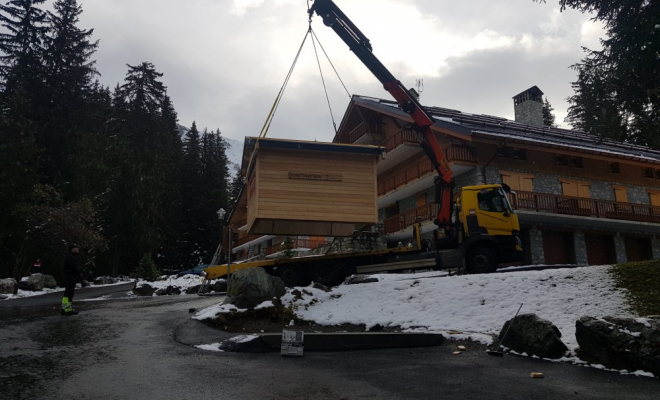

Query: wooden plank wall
[[252, 149, 377, 226]]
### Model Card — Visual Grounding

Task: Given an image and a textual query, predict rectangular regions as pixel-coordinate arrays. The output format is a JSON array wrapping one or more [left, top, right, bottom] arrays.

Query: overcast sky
[[72, 0, 603, 142]]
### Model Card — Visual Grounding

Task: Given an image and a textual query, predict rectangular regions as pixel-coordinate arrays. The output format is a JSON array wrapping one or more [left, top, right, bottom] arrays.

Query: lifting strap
[[258, 28, 311, 139]]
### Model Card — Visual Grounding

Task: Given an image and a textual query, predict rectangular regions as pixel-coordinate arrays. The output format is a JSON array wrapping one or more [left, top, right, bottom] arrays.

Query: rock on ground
[[155, 286, 182, 296], [94, 276, 118, 285], [0, 278, 18, 295], [498, 313, 568, 359], [43, 275, 58, 289], [343, 275, 379, 285], [18, 274, 45, 291], [576, 316, 660, 375], [225, 268, 286, 309], [133, 284, 155, 297]]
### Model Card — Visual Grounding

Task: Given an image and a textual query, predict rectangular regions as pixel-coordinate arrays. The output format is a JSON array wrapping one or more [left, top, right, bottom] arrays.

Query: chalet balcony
[[384, 203, 438, 235], [233, 234, 264, 248], [383, 191, 660, 236], [344, 121, 384, 145], [511, 191, 660, 224], [378, 145, 476, 197]]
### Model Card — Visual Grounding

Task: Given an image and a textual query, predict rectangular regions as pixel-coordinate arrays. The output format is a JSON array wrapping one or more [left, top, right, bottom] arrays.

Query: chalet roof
[[350, 95, 660, 165]]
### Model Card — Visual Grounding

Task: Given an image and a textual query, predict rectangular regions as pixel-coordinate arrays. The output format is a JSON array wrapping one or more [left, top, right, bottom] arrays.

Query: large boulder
[[497, 313, 568, 359], [0, 278, 18, 295], [186, 284, 202, 294], [155, 285, 181, 296], [43, 275, 58, 289], [212, 280, 227, 293], [576, 316, 660, 375], [18, 274, 45, 291], [94, 276, 118, 285], [224, 268, 286, 309], [133, 283, 155, 296]]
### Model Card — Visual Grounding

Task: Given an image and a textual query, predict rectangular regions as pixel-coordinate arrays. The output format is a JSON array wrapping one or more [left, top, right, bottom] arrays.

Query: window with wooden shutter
[[648, 191, 660, 207], [560, 179, 590, 198], [560, 179, 591, 215], [500, 171, 534, 192], [500, 171, 534, 209], [613, 186, 628, 203]]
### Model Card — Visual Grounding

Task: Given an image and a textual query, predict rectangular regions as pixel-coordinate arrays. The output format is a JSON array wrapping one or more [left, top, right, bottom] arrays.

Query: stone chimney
[[513, 86, 544, 127]]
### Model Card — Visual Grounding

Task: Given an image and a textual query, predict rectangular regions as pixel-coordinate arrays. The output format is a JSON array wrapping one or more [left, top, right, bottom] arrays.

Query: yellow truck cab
[[456, 184, 523, 273]]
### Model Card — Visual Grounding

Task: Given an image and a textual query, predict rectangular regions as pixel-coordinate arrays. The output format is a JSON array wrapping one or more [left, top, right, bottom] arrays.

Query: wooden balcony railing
[[445, 145, 478, 164], [377, 146, 477, 196], [511, 191, 660, 224], [383, 129, 420, 152], [344, 121, 384, 144], [384, 203, 438, 234], [378, 159, 433, 196], [384, 191, 660, 235]]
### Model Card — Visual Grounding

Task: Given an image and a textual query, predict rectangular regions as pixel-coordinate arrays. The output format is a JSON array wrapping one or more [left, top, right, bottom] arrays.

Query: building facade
[[332, 88, 660, 266]]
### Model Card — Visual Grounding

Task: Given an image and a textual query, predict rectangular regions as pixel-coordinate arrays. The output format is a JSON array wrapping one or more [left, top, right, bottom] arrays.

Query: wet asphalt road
[[1, 283, 659, 400]]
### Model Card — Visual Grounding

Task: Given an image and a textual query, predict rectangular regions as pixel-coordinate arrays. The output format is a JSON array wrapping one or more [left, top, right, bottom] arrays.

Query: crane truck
[[201, 0, 523, 288]]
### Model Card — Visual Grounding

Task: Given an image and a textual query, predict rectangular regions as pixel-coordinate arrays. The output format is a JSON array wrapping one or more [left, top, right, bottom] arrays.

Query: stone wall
[[573, 231, 588, 266], [613, 234, 627, 264], [528, 226, 545, 264]]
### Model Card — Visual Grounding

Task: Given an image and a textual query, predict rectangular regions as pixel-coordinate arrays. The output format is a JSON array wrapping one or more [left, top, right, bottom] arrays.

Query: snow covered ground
[[284, 265, 631, 350]]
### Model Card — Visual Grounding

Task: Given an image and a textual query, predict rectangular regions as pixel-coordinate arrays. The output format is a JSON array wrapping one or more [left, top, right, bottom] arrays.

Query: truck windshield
[[477, 188, 514, 214]]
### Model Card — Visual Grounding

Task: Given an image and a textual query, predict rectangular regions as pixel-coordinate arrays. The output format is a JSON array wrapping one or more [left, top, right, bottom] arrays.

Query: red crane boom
[[309, 0, 454, 228]]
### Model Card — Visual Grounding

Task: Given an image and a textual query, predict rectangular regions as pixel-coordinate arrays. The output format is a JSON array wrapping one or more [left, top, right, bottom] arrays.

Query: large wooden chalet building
[[230, 86, 660, 266]]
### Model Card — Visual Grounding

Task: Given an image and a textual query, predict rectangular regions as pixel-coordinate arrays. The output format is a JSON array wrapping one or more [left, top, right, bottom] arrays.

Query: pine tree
[[0, 0, 47, 84], [542, 97, 557, 127], [104, 62, 174, 273], [547, 0, 660, 147], [39, 0, 99, 188], [0, 92, 41, 279]]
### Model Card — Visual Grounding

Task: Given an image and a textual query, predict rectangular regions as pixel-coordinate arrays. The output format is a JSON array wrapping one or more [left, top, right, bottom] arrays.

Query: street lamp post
[[216, 208, 228, 291]]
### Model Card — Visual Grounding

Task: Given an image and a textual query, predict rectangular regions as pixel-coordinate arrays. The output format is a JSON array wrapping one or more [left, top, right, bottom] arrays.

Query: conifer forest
[[0, 0, 233, 279]]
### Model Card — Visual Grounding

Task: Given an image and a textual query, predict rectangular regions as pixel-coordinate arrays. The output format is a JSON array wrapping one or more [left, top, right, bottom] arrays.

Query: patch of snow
[[620, 329, 642, 337], [635, 318, 652, 328], [195, 343, 225, 352], [255, 301, 274, 310], [228, 334, 258, 343], [135, 275, 202, 294], [193, 303, 240, 320], [629, 370, 655, 378], [3, 287, 64, 300]]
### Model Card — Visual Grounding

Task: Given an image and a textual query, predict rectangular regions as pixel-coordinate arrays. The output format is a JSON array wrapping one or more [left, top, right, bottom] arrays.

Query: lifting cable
[[311, 29, 339, 134], [258, 28, 311, 139]]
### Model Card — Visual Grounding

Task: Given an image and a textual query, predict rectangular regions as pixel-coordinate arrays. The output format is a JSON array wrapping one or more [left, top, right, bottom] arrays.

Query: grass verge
[[611, 260, 660, 317]]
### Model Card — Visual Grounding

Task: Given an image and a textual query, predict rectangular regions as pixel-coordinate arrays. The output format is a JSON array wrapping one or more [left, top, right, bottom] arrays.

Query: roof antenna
[[415, 79, 424, 99]]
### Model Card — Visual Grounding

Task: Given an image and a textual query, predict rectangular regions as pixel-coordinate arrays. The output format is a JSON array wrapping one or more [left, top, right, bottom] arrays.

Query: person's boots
[[61, 297, 78, 316]]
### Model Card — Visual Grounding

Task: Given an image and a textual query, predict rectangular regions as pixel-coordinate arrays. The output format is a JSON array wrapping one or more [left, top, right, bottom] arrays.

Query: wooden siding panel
[[248, 147, 378, 236]]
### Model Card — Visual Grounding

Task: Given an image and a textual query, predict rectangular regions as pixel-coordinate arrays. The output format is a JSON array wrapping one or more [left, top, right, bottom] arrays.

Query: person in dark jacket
[[61, 244, 82, 316]]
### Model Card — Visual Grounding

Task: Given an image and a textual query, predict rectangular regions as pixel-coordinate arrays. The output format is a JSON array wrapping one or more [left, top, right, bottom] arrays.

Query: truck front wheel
[[466, 246, 498, 274]]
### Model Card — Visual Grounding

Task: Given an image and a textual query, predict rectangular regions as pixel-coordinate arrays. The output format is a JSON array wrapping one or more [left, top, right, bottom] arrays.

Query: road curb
[[221, 332, 445, 353]]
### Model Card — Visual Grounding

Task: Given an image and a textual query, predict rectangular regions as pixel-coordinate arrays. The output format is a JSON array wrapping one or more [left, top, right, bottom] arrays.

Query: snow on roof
[[353, 95, 660, 164]]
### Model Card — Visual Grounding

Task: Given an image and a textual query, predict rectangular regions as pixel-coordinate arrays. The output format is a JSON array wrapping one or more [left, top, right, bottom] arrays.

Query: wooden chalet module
[[243, 137, 381, 237]]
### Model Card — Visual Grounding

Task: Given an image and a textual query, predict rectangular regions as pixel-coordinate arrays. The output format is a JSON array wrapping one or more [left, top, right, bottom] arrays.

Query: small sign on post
[[281, 330, 304, 357]]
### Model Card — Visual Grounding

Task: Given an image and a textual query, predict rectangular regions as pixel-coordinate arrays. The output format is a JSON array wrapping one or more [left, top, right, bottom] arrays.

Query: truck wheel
[[311, 261, 349, 287], [277, 265, 308, 287], [466, 247, 498, 274]]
